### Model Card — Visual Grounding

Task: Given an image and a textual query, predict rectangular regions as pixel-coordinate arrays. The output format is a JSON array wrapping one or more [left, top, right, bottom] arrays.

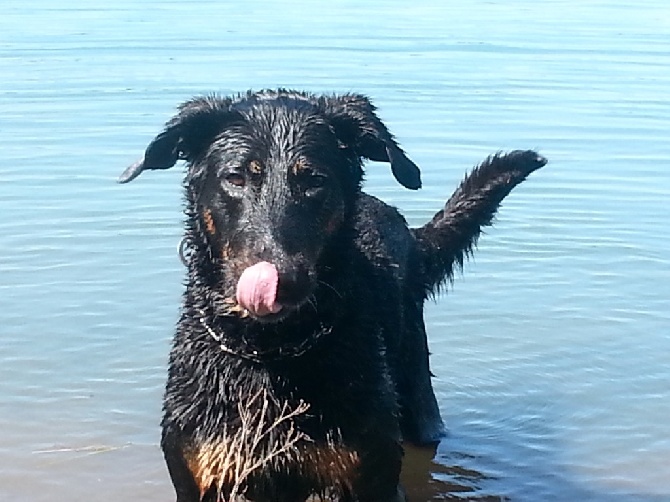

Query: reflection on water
[[403, 444, 508, 502], [2, 0, 670, 500]]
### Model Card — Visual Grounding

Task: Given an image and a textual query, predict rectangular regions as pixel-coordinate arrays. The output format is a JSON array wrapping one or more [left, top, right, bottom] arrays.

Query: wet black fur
[[120, 89, 546, 501]]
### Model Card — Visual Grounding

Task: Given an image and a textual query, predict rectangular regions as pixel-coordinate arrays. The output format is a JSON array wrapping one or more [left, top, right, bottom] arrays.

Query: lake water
[[1, 1, 669, 500]]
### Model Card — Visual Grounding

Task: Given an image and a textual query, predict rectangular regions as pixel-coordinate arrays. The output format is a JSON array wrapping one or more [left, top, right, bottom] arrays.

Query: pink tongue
[[236, 262, 282, 316]]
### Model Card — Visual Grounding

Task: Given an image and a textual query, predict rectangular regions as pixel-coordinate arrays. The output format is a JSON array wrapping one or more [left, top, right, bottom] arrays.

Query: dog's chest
[[184, 435, 360, 498], [178, 379, 362, 498]]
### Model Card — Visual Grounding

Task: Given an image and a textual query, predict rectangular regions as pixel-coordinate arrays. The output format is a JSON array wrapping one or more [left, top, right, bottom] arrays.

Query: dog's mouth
[[233, 261, 313, 322], [236, 261, 283, 317]]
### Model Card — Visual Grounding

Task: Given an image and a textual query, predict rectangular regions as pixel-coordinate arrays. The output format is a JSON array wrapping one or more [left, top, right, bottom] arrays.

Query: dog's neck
[[195, 305, 334, 363]]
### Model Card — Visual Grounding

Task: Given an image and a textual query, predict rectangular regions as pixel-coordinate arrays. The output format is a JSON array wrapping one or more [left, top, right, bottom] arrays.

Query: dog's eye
[[223, 172, 246, 188], [303, 174, 328, 197]]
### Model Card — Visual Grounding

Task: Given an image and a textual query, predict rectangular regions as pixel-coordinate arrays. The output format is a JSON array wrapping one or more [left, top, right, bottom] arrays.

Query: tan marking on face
[[202, 209, 216, 236], [291, 159, 307, 176], [325, 215, 342, 235], [248, 159, 263, 174]]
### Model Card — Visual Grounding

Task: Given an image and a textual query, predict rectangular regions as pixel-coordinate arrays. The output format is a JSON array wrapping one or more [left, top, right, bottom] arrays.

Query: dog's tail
[[413, 150, 547, 295]]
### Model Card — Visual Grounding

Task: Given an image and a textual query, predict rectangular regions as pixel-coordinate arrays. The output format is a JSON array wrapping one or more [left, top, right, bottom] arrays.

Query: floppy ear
[[118, 96, 237, 183], [317, 94, 422, 190]]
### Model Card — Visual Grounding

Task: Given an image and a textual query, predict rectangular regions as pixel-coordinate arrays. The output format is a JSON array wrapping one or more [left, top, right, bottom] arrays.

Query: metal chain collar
[[197, 308, 332, 363]]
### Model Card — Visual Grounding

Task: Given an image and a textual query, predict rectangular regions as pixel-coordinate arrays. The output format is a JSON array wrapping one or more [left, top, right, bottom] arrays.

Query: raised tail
[[413, 149, 547, 295]]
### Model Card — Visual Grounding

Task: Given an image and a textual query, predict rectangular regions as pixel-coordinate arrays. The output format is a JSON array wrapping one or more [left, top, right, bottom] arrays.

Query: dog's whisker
[[306, 296, 318, 314], [317, 280, 343, 300]]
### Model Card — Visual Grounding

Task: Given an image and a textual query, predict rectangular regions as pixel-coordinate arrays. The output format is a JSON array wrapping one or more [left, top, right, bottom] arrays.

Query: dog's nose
[[276, 266, 312, 307]]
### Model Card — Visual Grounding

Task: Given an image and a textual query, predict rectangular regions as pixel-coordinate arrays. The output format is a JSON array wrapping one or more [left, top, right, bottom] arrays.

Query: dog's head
[[120, 90, 420, 322]]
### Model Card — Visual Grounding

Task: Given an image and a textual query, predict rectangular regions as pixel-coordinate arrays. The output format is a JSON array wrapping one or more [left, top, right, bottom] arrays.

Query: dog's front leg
[[349, 437, 406, 502], [161, 428, 204, 502]]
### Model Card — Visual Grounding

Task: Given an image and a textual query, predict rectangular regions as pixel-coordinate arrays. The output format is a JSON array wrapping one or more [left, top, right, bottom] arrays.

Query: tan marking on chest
[[184, 443, 235, 499], [184, 442, 360, 499], [183, 392, 313, 499], [301, 444, 360, 493]]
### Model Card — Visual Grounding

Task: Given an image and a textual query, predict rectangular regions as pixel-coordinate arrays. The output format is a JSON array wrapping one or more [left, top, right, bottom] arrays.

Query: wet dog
[[119, 90, 546, 501]]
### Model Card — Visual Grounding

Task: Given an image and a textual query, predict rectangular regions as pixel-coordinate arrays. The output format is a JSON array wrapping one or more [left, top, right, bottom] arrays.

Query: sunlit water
[[1, 1, 669, 500]]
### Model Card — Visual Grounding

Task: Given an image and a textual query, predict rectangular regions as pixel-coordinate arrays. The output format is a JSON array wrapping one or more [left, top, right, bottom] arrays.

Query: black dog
[[119, 90, 546, 502]]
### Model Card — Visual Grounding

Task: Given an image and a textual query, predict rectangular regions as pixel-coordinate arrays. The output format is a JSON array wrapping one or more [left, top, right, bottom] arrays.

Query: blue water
[[1, 1, 669, 500]]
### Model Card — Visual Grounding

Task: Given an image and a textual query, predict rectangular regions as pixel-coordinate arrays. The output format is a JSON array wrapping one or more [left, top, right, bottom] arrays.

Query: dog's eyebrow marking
[[291, 159, 307, 176], [202, 209, 217, 236], [248, 160, 263, 174]]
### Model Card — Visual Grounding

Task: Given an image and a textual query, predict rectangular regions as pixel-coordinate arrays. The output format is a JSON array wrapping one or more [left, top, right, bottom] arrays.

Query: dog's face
[[120, 90, 421, 322], [196, 101, 353, 318]]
